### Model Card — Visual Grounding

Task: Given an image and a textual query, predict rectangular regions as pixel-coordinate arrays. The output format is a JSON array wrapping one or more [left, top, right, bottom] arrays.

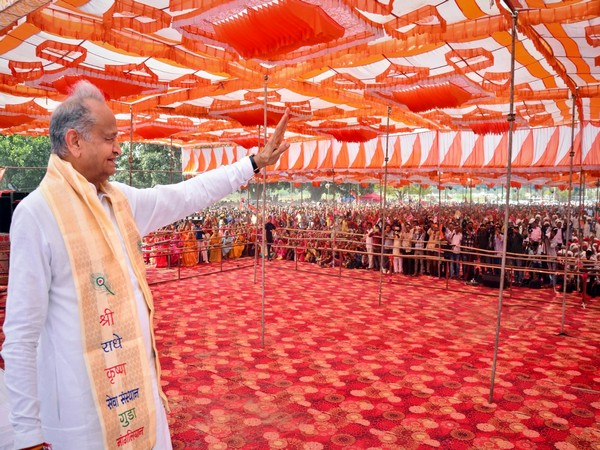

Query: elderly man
[[2, 80, 290, 450]]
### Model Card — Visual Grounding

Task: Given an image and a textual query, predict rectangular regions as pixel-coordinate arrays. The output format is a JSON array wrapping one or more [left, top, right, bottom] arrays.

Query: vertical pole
[[254, 126, 261, 284], [581, 171, 586, 228], [560, 91, 578, 332], [578, 170, 584, 238], [332, 171, 337, 269], [438, 172, 442, 207], [378, 106, 392, 306], [169, 138, 174, 184], [594, 179, 600, 214], [129, 104, 134, 186], [489, 10, 518, 403], [438, 171, 442, 279], [260, 77, 268, 347]]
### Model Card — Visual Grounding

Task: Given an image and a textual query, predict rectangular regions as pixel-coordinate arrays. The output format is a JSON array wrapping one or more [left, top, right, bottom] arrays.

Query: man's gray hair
[[49, 80, 106, 157]]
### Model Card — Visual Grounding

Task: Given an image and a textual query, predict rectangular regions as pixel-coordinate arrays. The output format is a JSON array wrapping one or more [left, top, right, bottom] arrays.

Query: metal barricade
[[0, 233, 9, 286]]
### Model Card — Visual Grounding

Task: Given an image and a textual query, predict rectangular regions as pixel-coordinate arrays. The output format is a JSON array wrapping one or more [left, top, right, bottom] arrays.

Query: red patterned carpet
[[149, 260, 600, 449]]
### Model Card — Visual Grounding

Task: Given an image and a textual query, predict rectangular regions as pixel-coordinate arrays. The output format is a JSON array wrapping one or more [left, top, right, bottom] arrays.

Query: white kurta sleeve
[[117, 157, 255, 236], [1, 200, 51, 448]]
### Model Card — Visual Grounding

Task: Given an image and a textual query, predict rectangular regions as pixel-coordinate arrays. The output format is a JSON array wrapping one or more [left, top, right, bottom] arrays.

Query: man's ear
[[65, 129, 81, 157]]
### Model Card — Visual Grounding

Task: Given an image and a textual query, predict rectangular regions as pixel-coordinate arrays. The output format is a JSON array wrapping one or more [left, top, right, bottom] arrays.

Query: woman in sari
[[230, 228, 246, 259], [209, 228, 222, 262], [296, 235, 307, 262], [153, 229, 170, 268], [169, 225, 183, 267], [181, 221, 199, 267]]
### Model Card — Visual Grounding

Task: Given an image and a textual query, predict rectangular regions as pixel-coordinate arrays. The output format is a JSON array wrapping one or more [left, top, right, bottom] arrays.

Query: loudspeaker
[[0, 196, 10, 233], [481, 273, 508, 289], [0, 191, 29, 233]]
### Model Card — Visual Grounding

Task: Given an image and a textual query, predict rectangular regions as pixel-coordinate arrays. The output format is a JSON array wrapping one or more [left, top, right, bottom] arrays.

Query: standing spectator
[[426, 222, 439, 276], [382, 224, 394, 274], [365, 222, 375, 269], [195, 222, 209, 263], [371, 224, 382, 271], [400, 222, 414, 276], [449, 224, 463, 279], [529, 218, 542, 244], [493, 224, 504, 274], [413, 225, 426, 276], [265, 217, 276, 260], [392, 226, 402, 274], [543, 227, 560, 287], [476, 220, 492, 274], [461, 221, 476, 281], [507, 224, 525, 286]]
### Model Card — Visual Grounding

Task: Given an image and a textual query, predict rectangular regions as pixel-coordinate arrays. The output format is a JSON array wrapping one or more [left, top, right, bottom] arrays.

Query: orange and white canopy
[[0, 0, 598, 184], [182, 122, 600, 187]]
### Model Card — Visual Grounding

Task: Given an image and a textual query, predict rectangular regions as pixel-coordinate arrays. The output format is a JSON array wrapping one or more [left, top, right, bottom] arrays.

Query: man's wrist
[[249, 155, 260, 174]]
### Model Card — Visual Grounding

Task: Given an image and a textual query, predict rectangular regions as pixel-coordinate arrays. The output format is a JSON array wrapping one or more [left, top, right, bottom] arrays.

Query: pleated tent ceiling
[[0, 0, 598, 185]]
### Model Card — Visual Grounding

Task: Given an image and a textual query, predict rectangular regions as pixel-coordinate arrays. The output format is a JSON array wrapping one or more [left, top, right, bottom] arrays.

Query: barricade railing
[[141, 225, 258, 284], [259, 226, 596, 305], [0, 233, 9, 288], [139, 224, 597, 305]]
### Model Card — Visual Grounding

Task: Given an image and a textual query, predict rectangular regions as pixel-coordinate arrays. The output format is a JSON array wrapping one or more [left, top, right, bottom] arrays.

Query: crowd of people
[[143, 200, 600, 297]]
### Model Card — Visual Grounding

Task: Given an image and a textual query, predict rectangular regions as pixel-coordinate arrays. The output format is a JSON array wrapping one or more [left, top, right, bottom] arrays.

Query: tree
[[111, 142, 182, 188], [0, 137, 182, 191], [0, 135, 51, 192]]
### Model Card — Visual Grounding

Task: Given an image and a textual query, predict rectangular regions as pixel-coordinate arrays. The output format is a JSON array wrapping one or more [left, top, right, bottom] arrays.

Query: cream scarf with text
[[40, 154, 163, 449]]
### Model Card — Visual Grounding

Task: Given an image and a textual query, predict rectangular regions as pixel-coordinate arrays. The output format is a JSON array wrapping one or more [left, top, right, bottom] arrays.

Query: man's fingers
[[276, 108, 291, 131], [271, 108, 290, 142], [267, 142, 290, 165]]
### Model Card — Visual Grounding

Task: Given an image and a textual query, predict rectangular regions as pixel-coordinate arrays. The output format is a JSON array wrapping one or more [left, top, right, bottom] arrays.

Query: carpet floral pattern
[[150, 261, 600, 449]]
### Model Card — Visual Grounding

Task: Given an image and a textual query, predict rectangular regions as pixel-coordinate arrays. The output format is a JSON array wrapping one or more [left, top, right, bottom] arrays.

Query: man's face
[[70, 99, 120, 187]]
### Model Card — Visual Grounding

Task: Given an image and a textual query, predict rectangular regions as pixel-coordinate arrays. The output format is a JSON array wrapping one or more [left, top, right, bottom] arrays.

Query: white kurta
[[2, 158, 254, 449]]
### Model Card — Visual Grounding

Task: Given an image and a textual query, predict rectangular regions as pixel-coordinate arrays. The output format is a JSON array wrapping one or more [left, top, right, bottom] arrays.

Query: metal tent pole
[[594, 179, 600, 213], [378, 106, 392, 306], [260, 75, 268, 348], [488, 9, 518, 403], [438, 171, 443, 278], [169, 138, 174, 184], [254, 125, 262, 284], [332, 170, 337, 269], [559, 92, 578, 333], [129, 104, 134, 186]]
